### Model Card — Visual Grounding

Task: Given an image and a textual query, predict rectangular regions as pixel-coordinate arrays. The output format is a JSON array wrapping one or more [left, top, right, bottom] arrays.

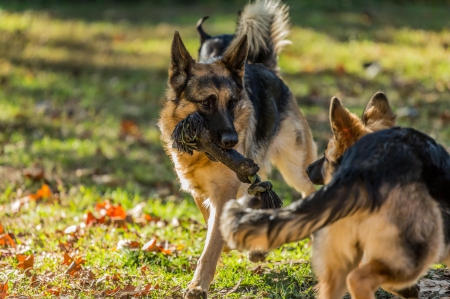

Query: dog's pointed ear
[[221, 34, 248, 79], [330, 97, 366, 149], [361, 92, 396, 130], [169, 31, 194, 94], [196, 16, 211, 45]]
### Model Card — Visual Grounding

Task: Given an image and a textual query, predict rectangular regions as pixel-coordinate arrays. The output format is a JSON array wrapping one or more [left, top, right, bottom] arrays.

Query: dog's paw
[[395, 284, 419, 299], [248, 250, 267, 263], [184, 286, 207, 299]]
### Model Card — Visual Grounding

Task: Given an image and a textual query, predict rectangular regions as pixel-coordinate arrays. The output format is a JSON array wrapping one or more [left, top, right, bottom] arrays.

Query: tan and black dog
[[158, 1, 316, 298], [221, 93, 450, 299]]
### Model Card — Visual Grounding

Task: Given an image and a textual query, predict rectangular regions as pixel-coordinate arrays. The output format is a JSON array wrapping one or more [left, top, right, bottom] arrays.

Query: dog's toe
[[184, 286, 207, 299], [248, 250, 267, 263]]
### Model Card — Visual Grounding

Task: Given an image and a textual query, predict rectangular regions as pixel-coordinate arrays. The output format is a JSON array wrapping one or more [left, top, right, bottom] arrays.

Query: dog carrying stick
[[171, 112, 283, 209]]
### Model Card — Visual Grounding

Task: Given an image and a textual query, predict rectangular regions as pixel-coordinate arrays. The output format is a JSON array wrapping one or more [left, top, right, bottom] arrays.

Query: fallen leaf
[[16, 254, 34, 271], [0, 233, 15, 248], [120, 120, 142, 138], [29, 184, 52, 200], [63, 253, 85, 276], [23, 165, 45, 181], [0, 282, 7, 299], [142, 238, 159, 252], [95, 200, 127, 220], [106, 284, 138, 297], [64, 225, 79, 235], [84, 211, 105, 226], [127, 202, 146, 219], [115, 240, 140, 251]]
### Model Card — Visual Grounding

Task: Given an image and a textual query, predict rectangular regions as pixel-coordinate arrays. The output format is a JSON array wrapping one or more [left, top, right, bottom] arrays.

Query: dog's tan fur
[[158, 2, 316, 297]]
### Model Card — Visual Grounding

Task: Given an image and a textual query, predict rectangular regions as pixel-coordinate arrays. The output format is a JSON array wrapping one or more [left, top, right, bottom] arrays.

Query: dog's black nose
[[220, 132, 238, 149], [305, 165, 311, 176]]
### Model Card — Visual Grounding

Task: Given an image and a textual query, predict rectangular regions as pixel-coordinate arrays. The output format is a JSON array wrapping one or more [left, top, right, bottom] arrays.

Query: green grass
[[0, 0, 449, 298]]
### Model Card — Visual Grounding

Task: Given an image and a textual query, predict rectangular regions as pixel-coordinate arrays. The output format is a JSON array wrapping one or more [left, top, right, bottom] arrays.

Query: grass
[[0, 0, 449, 298]]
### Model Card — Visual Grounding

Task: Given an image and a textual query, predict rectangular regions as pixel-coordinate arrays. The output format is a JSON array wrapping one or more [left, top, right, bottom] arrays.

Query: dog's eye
[[228, 99, 238, 109], [201, 95, 215, 108], [201, 99, 211, 107]]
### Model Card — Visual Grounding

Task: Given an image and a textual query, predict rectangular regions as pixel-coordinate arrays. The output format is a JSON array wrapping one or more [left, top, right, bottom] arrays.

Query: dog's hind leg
[[269, 109, 317, 198]]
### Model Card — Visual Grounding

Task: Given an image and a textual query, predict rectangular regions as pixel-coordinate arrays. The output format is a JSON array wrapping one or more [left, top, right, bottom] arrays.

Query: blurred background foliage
[[0, 0, 449, 201]]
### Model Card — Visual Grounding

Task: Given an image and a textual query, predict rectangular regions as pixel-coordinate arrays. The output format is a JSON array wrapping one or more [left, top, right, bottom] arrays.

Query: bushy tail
[[232, 0, 291, 73], [220, 178, 370, 252]]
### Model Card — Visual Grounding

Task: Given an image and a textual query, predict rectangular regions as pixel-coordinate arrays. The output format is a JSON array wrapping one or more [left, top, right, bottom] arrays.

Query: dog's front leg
[[184, 188, 237, 299]]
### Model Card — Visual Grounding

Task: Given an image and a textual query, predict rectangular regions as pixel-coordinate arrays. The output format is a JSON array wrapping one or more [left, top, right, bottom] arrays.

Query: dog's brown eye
[[201, 99, 211, 107], [228, 99, 238, 109], [201, 95, 215, 108]]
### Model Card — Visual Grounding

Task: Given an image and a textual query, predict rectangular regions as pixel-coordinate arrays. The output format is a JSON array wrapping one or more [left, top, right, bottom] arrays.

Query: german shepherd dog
[[221, 93, 450, 299], [158, 1, 316, 298]]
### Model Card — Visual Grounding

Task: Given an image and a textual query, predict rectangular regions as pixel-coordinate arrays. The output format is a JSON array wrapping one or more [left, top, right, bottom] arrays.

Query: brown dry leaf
[[58, 242, 70, 252], [120, 120, 142, 138], [16, 254, 34, 271], [251, 264, 263, 274], [0, 282, 7, 299], [106, 284, 138, 297], [23, 165, 45, 181], [142, 238, 159, 252], [138, 283, 159, 296], [115, 240, 140, 251], [0, 224, 15, 248], [62, 253, 73, 266], [64, 254, 85, 276], [84, 211, 105, 226], [141, 265, 150, 274], [46, 287, 60, 296]]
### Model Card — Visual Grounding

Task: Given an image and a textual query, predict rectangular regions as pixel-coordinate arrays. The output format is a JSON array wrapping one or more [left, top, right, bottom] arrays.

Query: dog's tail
[[232, 0, 291, 73], [221, 176, 371, 252]]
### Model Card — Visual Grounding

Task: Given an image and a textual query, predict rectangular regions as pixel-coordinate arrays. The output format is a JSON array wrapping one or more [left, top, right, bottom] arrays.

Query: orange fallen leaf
[[0, 232, 15, 248], [95, 200, 127, 220], [0, 282, 8, 299], [84, 211, 105, 226], [63, 253, 85, 276], [29, 184, 52, 200], [16, 254, 34, 271], [62, 253, 73, 266], [0, 224, 3, 234], [142, 238, 159, 252], [158, 247, 172, 255]]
